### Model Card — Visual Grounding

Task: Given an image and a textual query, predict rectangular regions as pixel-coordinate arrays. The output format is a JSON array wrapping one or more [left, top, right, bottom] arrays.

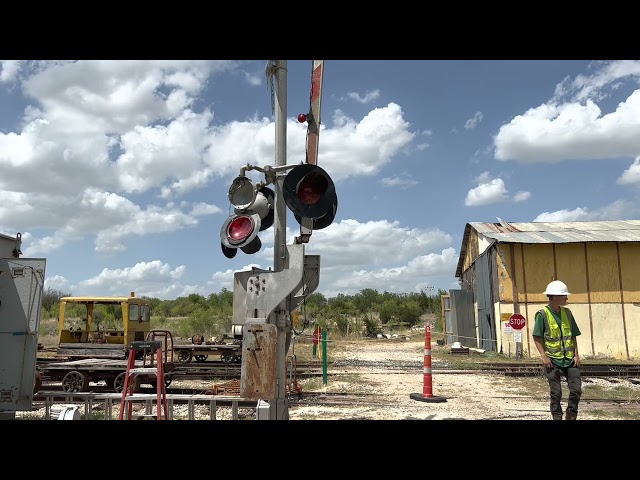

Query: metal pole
[[322, 329, 328, 385], [270, 59, 290, 420]]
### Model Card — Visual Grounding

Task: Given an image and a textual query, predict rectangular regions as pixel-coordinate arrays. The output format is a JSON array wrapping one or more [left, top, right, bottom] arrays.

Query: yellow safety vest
[[540, 306, 575, 360]]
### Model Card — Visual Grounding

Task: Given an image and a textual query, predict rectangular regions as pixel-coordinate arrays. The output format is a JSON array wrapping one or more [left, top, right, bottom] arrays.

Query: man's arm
[[532, 311, 551, 368], [569, 309, 581, 367], [573, 338, 580, 367], [533, 336, 552, 368]]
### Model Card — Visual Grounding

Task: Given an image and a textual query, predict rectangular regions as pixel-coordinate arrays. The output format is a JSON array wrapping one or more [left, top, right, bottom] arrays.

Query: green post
[[312, 326, 319, 358], [322, 329, 328, 385]]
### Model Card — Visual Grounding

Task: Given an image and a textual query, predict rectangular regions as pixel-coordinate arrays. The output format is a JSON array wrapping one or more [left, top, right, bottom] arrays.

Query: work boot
[[552, 414, 563, 420], [565, 410, 578, 420]]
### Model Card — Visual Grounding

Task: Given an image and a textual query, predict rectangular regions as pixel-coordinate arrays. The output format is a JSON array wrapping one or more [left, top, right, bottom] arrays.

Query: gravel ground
[[16, 333, 640, 420], [288, 335, 640, 420]]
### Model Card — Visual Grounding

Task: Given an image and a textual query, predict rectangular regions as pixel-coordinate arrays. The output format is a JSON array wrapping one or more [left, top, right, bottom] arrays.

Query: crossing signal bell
[[283, 164, 337, 231], [220, 176, 274, 259]]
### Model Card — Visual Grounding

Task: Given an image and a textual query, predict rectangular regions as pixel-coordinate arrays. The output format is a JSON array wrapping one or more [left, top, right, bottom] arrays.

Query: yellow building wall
[[496, 301, 640, 360], [619, 243, 640, 303], [487, 241, 640, 360], [555, 243, 589, 304], [586, 244, 621, 303], [622, 305, 640, 358]]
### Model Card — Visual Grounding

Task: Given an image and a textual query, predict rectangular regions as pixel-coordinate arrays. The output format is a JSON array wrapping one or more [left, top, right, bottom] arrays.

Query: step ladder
[[118, 340, 169, 420]]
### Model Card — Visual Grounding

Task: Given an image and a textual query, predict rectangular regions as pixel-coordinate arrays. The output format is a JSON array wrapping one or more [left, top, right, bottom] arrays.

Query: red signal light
[[298, 173, 327, 205], [220, 180, 274, 258], [283, 163, 337, 231], [297, 113, 307, 123], [227, 216, 254, 244]]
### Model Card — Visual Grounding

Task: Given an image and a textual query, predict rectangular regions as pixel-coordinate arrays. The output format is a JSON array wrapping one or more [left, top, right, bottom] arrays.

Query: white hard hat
[[544, 280, 570, 296]]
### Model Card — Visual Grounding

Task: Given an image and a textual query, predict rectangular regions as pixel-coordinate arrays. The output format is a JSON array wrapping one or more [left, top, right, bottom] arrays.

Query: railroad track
[[37, 357, 640, 383], [334, 359, 640, 378]]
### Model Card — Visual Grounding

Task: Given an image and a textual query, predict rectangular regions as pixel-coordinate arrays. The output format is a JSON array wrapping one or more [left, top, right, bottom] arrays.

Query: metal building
[[451, 219, 640, 360]]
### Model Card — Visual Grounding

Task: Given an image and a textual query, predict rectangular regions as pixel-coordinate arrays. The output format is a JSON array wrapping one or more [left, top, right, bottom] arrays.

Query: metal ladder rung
[[128, 368, 160, 374]]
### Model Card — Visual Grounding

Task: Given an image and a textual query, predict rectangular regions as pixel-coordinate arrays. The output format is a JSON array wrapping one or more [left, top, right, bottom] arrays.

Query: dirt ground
[[19, 329, 640, 421], [287, 333, 640, 420]]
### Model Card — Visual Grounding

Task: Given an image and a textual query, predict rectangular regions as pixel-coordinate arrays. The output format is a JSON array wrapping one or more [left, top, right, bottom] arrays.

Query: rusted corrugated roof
[[455, 220, 640, 277]]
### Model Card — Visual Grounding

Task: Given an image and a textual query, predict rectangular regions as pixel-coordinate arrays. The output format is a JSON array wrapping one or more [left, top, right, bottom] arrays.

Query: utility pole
[[271, 59, 290, 420], [223, 60, 335, 420]]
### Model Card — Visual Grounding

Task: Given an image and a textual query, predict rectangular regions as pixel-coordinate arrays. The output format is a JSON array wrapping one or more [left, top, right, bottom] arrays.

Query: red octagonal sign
[[509, 313, 526, 330]]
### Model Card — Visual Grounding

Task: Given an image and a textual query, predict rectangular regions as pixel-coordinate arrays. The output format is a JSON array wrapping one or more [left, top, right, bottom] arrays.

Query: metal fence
[[30, 392, 258, 420]]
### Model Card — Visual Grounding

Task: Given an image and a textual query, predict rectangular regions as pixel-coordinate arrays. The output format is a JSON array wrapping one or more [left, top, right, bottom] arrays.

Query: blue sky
[[2, 60, 640, 300]]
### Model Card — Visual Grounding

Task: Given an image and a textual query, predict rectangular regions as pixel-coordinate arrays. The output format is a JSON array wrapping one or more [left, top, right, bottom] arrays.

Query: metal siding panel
[[520, 244, 555, 301], [470, 220, 640, 244], [587, 244, 622, 303], [443, 299, 456, 345], [0, 258, 45, 412], [555, 243, 589, 304], [465, 229, 479, 274], [445, 295, 458, 345], [619, 243, 640, 303], [514, 244, 525, 304], [476, 254, 495, 351], [623, 305, 640, 358], [497, 244, 512, 302], [590, 304, 627, 358], [450, 289, 475, 347]]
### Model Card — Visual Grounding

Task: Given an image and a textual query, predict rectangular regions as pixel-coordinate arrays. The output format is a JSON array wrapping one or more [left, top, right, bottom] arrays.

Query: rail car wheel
[[62, 370, 90, 393], [113, 372, 142, 393], [194, 355, 208, 362], [221, 350, 234, 364], [178, 350, 192, 363], [33, 370, 42, 394]]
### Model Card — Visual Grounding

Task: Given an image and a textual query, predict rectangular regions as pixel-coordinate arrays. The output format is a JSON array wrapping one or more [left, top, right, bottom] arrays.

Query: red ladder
[[118, 340, 168, 420]]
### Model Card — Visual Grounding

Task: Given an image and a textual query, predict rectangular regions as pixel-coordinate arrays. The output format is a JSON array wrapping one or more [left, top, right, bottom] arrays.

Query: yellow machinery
[[57, 292, 151, 359]]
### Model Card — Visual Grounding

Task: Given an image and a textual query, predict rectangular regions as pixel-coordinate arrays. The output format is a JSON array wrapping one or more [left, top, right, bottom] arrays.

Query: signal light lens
[[297, 113, 307, 123], [283, 163, 337, 231], [220, 212, 262, 255], [298, 173, 327, 206], [220, 182, 274, 258], [227, 216, 254, 244]]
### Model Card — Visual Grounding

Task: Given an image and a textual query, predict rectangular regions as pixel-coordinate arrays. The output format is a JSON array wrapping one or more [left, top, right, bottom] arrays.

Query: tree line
[[41, 287, 446, 339]]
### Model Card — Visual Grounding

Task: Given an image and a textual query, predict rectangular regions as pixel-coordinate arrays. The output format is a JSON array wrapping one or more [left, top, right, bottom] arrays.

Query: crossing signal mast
[[219, 60, 337, 420]]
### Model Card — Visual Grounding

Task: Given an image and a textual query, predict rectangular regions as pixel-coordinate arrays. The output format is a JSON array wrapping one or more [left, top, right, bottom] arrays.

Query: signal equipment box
[[0, 232, 46, 416]]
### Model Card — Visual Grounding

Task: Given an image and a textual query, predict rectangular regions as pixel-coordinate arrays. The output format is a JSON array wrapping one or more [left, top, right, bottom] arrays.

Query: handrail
[[32, 392, 258, 420]]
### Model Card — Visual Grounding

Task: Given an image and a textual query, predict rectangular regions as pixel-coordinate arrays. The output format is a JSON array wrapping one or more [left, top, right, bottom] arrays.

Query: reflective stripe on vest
[[541, 306, 575, 360]]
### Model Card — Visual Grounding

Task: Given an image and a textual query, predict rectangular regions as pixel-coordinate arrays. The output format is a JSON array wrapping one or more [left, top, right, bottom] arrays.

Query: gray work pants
[[544, 362, 582, 419]]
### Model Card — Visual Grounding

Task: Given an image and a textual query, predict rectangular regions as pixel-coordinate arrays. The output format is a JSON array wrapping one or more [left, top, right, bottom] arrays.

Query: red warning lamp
[[283, 163, 337, 230], [297, 113, 307, 123], [227, 216, 255, 243], [297, 173, 327, 205], [220, 177, 275, 259]]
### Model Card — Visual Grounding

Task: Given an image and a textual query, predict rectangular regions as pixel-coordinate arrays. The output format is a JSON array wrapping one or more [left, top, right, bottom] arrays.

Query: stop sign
[[509, 313, 526, 330]]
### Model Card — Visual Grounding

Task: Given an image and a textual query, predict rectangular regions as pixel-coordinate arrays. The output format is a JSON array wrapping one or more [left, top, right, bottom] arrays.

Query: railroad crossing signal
[[220, 176, 274, 258], [508, 313, 526, 330], [283, 163, 337, 231]]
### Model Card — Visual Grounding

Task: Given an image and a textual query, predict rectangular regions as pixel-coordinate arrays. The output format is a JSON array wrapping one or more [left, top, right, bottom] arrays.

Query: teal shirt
[[533, 306, 581, 368]]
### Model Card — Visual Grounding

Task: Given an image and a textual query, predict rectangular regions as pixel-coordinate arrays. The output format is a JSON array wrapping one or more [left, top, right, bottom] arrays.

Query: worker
[[532, 280, 582, 420]]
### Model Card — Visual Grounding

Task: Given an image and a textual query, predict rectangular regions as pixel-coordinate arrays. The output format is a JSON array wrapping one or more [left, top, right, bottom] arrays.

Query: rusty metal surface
[[240, 323, 278, 399], [472, 220, 640, 243], [456, 220, 640, 277]]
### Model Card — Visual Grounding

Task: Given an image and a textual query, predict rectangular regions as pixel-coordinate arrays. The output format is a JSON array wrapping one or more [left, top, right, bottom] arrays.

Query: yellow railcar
[[57, 292, 151, 359]]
